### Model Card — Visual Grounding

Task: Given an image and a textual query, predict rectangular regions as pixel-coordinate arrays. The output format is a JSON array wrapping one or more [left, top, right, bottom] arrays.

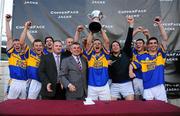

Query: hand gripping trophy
[[88, 10, 103, 33]]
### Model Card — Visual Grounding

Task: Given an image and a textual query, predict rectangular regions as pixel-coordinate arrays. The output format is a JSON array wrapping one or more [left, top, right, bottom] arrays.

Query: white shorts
[[110, 81, 134, 98], [133, 78, 143, 95], [28, 80, 42, 99], [143, 84, 167, 102], [88, 83, 111, 101], [7, 79, 27, 99]]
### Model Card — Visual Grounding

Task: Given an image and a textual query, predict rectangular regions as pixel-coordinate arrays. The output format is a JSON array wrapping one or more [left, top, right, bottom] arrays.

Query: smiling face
[[135, 40, 145, 52], [53, 41, 62, 55], [147, 39, 158, 52], [70, 43, 81, 56], [93, 39, 102, 53], [33, 41, 43, 56], [45, 37, 54, 49], [111, 41, 121, 54], [147, 37, 159, 53], [13, 40, 21, 52]]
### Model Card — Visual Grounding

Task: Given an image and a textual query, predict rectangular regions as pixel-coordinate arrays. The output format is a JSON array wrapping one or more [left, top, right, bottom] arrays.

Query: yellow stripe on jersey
[[8, 53, 26, 69], [132, 54, 137, 61], [26, 54, 40, 67], [7, 47, 14, 54], [102, 47, 110, 55], [88, 54, 108, 68], [156, 53, 166, 65], [141, 55, 165, 72], [131, 62, 137, 69], [26, 48, 41, 67], [87, 46, 93, 55]]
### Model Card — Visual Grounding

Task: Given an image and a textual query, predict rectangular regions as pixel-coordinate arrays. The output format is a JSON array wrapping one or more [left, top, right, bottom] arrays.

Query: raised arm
[[74, 25, 84, 42], [5, 14, 13, 50], [27, 30, 35, 43], [123, 16, 134, 56], [133, 26, 150, 40], [133, 26, 143, 37], [142, 28, 150, 40], [19, 21, 31, 46], [101, 29, 110, 50], [86, 31, 93, 51], [154, 16, 168, 50]]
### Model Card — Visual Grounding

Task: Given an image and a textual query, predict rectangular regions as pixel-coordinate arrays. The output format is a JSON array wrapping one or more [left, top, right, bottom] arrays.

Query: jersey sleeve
[[102, 47, 110, 60], [131, 60, 141, 70], [158, 46, 166, 59], [6, 47, 14, 58], [24, 46, 31, 59], [82, 46, 93, 61]]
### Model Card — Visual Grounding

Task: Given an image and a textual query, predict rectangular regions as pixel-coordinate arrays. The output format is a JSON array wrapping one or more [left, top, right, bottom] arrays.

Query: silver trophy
[[88, 10, 103, 33]]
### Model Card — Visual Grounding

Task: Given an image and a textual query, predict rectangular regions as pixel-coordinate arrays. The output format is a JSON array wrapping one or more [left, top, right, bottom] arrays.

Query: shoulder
[[62, 56, 72, 62], [42, 53, 53, 59], [136, 52, 149, 60]]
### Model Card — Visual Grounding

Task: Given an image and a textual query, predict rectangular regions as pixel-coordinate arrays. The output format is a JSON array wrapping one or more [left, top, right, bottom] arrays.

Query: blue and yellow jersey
[[132, 47, 166, 89], [132, 48, 147, 79], [25, 47, 42, 81], [43, 48, 51, 55], [83, 47, 110, 86], [7, 47, 27, 80]]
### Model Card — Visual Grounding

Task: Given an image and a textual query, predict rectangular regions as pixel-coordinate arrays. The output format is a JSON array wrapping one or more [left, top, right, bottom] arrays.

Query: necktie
[[76, 56, 82, 70], [56, 55, 60, 75]]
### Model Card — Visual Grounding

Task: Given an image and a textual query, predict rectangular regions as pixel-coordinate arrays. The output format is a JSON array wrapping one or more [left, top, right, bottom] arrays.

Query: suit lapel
[[80, 57, 86, 71], [70, 56, 84, 71], [70, 56, 78, 67], [49, 53, 57, 73]]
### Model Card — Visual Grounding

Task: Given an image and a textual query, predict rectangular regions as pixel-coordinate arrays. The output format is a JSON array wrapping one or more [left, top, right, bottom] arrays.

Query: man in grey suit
[[59, 42, 87, 100]]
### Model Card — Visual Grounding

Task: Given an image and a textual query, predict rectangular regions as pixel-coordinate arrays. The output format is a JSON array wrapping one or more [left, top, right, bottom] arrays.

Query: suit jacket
[[59, 55, 87, 100], [38, 53, 66, 97]]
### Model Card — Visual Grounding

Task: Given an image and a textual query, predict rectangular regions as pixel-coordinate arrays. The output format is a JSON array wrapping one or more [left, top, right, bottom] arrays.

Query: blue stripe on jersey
[[132, 48, 166, 89], [88, 67, 109, 86], [9, 65, 27, 80], [7, 47, 27, 80], [143, 65, 165, 89], [26, 49, 41, 81], [83, 47, 110, 86], [43, 48, 50, 55]]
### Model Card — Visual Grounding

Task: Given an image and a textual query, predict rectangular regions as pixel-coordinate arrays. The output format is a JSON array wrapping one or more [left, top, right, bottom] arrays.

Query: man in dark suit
[[38, 40, 66, 100], [59, 42, 87, 100]]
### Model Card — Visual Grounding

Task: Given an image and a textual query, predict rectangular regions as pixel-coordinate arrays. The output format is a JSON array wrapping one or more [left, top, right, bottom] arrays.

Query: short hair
[[93, 38, 102, 44], [147, 37, 158, 45], [136, 38, 145, 44], [110, 40, 121, 49], [44, 36, 54, 44], [54, 40, 62, 44], [13, 39, 19, 42], [32, 39, 43, 46], [71, 42, 80, 46], [66, 37, 73, 40]]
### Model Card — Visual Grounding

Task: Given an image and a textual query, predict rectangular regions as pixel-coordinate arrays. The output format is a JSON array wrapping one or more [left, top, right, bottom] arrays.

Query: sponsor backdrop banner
[[12, 0, 180, 98]]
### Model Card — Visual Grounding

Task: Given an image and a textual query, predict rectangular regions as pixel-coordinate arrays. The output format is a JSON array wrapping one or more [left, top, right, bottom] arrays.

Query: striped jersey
[[7, 47, 27, 80], [25, 47, 42, 81], [43, 48, 51, 55], [132, 47, 166, 89], [83, 47, 110, 86], [132, 48, 147, 79]]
